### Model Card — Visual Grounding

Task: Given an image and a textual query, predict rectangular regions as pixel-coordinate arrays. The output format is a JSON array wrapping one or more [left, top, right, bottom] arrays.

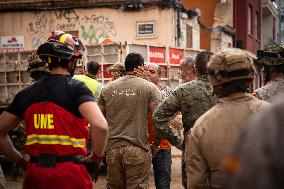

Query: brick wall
[[234, 0, 261, 54]]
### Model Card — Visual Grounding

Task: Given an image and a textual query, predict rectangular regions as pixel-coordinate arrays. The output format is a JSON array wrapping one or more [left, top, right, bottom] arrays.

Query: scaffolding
[[0, 43, 200, 107]]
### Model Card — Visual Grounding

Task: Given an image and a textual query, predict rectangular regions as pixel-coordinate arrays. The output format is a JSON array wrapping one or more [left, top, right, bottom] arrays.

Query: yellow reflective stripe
[[27, 134, 85, 141], [26, 141, 84, 148], [26, 134, 86, 148], [94, 84, 103, 100], [59, 34, 70, 43]]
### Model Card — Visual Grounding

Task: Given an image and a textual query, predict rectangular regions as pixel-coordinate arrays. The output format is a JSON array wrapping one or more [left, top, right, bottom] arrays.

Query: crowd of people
[[0, 30, 284, 189]]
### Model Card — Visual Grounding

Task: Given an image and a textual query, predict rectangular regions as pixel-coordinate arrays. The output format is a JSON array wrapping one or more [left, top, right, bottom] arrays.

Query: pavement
[[6, 147, 183, 189]]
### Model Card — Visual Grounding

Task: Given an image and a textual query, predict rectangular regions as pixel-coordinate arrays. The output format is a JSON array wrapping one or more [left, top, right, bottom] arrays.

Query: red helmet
[[37, 31, 84, 62]]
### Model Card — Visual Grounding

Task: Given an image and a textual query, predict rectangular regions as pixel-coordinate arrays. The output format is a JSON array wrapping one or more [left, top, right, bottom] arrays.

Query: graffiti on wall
[[26, 13, 55, 49], [55, 9, 80, 31], [26, 9, 117, 49], [81, 15, 116, 36], [81, 25, 106, 44]]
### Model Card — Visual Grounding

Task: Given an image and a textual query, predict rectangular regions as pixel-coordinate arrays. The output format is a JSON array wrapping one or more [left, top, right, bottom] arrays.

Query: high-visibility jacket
[[73, 74, 103, 100]]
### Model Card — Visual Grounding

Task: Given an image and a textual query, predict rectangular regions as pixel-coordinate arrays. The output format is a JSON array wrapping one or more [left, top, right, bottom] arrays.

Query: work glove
[[75, 152, 103, 182]]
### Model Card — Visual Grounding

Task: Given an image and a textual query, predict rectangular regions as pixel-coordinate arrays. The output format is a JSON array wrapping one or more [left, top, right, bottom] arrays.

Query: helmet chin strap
[[68, 59, 77, 76]]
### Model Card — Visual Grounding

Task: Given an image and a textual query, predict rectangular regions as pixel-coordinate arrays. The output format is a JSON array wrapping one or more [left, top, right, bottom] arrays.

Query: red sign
[[169, 48, 184, 65], [149, 46, 166, 64], [103, 64, 113, 78]]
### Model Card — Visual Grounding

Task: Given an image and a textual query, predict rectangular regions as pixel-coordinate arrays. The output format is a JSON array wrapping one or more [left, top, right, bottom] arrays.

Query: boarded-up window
[[186, 25, 193, 48]]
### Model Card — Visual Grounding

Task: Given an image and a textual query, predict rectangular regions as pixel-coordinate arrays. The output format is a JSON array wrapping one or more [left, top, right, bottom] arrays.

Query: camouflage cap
[[207, 48, 255, 86], [257, 45, 284, 66], [109, 63, 125, 76], [27, 52, 50, 76]]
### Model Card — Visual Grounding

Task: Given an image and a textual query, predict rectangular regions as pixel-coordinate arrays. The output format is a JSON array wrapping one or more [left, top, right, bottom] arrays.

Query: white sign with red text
[[169, 48, 184, 65], [149, 46, 166, 64], [1, 36, 24, 53]]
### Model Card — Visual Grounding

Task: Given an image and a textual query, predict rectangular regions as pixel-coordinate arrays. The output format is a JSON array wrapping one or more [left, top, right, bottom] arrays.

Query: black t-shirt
[[6, 74, 94, 118]]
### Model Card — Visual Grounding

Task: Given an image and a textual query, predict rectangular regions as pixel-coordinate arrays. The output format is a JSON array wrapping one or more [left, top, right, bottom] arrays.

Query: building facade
[[0, 0, 199, 52], [183, 0, 262, 55], [279, 0, 284, 45], [234, 0, 261, 55], [182, 0, 234, 53], [261, 0, 281, 48]]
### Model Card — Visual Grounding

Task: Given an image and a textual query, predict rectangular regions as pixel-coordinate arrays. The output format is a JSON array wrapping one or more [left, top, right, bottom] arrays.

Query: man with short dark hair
[[152, 52, 216, 188], [98, 53, 162, 189], [73, 61, 103, 100]]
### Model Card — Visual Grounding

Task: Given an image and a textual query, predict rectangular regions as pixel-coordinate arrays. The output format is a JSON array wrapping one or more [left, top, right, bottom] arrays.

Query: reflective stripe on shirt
[[26, 134, 86, 148]]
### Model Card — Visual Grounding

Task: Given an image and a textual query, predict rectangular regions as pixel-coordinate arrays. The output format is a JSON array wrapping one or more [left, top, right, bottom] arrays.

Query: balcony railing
[[262, 0, 280, 17]]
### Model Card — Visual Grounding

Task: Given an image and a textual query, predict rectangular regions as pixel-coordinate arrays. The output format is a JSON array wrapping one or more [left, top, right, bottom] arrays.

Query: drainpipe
[[176, 3, 181, 47]]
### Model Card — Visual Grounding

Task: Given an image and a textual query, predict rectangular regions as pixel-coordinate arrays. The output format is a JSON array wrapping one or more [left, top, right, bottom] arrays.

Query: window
[[256, 11, 260, 39], [273, 17, 276, 40], [281, 16, 284, 30], [248, 5, 253, 35], [186, 25, 193, 48]]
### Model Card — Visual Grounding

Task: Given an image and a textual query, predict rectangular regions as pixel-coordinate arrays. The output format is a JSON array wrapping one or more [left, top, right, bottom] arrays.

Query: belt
[[30, 154, 83, 167]]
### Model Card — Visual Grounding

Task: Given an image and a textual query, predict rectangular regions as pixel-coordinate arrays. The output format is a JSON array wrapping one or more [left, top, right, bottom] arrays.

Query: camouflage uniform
[[27, 51, 50, 81], [186, 94, 269, 189], [109, 63, 125, 80], [152, 75, 216, 188], [186, 49, 270, 189], [254, 77, 284, 102], [254, 45, 284, 102]]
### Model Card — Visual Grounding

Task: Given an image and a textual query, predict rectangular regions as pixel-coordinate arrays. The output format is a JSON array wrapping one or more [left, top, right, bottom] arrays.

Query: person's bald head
[[147, 63, 161, 75], [147, 63, 161, 85]]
